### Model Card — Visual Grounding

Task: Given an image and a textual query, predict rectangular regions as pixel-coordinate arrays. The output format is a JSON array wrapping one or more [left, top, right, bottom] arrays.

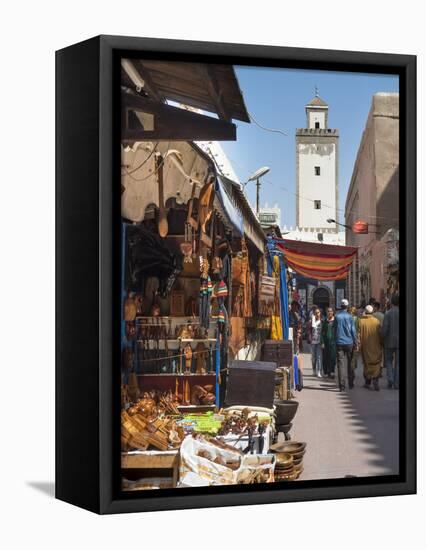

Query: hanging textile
[[270, 256, 283, 340], [266, 237, 290, 340], [279, 256, 289, 340], [276, 239, 357, 281], [231, 238, 252, 318]]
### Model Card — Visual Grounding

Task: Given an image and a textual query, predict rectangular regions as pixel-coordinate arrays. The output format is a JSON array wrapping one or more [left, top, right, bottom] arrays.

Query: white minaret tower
[[295, 91, 339, 231]]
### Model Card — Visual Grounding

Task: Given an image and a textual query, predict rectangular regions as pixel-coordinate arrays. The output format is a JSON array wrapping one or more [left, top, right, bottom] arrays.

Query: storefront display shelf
[[180, 338, 217, 343], [177, 404, 216, 413], [135, 316, 200, 320], [135, 338, 216, 343]]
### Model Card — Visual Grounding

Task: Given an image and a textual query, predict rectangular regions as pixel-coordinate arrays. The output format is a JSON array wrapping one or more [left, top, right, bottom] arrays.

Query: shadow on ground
[[27, 481, 55, 498], [293, 344, 399, 479]]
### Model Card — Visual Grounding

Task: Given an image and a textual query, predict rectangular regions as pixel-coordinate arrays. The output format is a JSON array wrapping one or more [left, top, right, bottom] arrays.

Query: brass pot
[[273, 452, 294, 467], [270, 441, 306, 454]]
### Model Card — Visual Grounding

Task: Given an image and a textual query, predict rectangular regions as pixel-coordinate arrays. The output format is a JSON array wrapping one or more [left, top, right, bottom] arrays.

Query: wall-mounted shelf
[[135, 316, 200, 320]]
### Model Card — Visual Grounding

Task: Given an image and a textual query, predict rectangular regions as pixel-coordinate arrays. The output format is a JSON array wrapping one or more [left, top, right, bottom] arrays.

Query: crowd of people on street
[[289, 294, 400, 392]]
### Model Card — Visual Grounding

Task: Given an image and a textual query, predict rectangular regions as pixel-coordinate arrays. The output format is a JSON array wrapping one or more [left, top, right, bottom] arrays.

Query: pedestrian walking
[[289, 300, 301, 354], [321, 307, 336, 377], [372, 301, 384, 324], [359, 305, 383, 391], [381, 294, 399, 389], [372, 301, 385, 377], [350, 306, 360, 374], [334, 298, 357, 391], [308, 308, 323, 377]]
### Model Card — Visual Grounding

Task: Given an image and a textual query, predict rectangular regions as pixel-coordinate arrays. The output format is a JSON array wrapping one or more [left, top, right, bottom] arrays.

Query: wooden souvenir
[[184, 343, 193, 373], [170, 290, 185, 316], [195, 342, 207, 374]]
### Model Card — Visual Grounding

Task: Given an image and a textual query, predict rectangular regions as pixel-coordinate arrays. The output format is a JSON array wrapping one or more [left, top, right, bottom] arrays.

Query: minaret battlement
[[296, 128, 338, 136]]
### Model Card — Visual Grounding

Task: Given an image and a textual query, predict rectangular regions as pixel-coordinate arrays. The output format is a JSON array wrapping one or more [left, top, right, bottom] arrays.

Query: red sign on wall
[[352, 220, 369, 234]]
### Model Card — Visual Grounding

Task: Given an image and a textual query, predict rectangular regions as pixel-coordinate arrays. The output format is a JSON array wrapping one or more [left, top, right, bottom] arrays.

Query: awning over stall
[[276, 239, 357, 281], [217, 176, 266, 253], [214, 177, 244, 236]]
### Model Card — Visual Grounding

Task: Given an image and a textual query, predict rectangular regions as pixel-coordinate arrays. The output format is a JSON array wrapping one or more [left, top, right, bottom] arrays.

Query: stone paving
[[290, 347, 399, 480]]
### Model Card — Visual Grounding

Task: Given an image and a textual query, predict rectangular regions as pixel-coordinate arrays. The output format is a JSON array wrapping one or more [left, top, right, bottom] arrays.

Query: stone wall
[[345, 93, 399, 307]]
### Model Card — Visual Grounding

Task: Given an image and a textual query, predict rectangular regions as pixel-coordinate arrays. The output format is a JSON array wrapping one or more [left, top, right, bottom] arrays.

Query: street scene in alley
[[120, 59, 399, 490]]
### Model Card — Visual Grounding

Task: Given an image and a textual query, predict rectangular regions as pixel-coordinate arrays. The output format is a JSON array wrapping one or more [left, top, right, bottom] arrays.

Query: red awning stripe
[[276, 242, 356, 260], [277, 238, 357, 256], [284, 260, 350, 281], [278, 238, 357, 281], [283, 249, 355, 269]]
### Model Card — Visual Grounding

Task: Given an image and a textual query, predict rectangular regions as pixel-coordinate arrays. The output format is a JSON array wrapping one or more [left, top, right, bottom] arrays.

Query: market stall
[[119, 58, 306, 490]]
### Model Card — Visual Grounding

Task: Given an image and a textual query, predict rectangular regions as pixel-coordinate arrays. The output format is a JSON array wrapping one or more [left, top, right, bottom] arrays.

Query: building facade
[[296, 95, 339, 231], [345, 93, 399, 307], [258, 203, 281, 228], [287, 95, 345, 312]]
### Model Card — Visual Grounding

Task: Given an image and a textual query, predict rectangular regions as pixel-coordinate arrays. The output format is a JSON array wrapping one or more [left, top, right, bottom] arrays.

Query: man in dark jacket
[[334, 299, 357, 391], [381, 294, 399, 389]]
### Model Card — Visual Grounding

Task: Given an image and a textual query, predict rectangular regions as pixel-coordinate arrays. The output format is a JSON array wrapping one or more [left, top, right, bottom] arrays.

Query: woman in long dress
[[358, 305, 383, 391]]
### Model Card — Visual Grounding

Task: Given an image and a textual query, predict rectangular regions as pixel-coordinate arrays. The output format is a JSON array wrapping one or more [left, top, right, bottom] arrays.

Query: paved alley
[[290, 348, 399, 481]]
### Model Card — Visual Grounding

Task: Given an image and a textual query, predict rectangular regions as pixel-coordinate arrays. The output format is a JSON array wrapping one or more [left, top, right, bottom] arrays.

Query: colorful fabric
[[276, 239, 357, 281], [271, 315, 283, 340], [215, 279, 228, 298], [218, 305, 226, 323], [270, 256, 283, 340]]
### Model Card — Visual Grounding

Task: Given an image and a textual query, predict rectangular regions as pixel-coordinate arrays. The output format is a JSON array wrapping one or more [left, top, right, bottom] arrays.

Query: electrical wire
[[222, 150, 398, 223], [121, 143, 172, 182], [123, 141, 159, 175], [247, 110, 288, 137]]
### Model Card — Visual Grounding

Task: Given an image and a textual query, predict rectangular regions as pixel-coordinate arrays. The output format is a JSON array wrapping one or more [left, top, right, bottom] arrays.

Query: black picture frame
[[56, 35, 416, 514]]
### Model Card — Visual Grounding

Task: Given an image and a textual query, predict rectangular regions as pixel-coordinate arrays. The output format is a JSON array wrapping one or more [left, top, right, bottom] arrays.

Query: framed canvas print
[[56, 35, 416, 514]]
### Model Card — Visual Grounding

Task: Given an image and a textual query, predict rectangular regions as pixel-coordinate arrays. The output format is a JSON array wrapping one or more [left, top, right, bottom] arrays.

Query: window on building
[[314, 200, 321, 210], [315, 122, 320, 129], [314, 166, 321, 176]]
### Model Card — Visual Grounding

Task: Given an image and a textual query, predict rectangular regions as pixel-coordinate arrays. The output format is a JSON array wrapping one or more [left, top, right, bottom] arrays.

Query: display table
[[121, 450, 180, 487]]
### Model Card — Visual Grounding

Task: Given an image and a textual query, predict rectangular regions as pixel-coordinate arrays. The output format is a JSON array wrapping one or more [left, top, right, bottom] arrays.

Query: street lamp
[[326, 218, 351, 230], [245, 166, 270, 214], [327, 218, 371, 234]]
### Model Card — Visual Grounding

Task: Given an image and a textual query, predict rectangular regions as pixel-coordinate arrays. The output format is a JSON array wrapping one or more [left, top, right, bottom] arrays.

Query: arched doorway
[[312, 287, 330, 315]]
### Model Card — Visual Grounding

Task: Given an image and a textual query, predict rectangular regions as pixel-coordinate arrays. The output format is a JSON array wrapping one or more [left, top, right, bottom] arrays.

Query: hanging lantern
[[352, 220, 369, 234]]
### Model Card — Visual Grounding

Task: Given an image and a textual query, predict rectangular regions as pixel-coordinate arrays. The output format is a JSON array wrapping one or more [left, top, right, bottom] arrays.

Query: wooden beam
[[122, 92, 237, 142], [198, 64, 231, 122], [133, 60, 164, 102]]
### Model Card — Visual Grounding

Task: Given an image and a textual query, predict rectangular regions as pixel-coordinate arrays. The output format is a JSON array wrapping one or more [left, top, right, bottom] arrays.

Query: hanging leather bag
[[232, 238, 248, 287]]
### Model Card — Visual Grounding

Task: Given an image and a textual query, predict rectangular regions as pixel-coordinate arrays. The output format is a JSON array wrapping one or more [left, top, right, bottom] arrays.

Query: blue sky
[[221, 66, 399, 227]]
